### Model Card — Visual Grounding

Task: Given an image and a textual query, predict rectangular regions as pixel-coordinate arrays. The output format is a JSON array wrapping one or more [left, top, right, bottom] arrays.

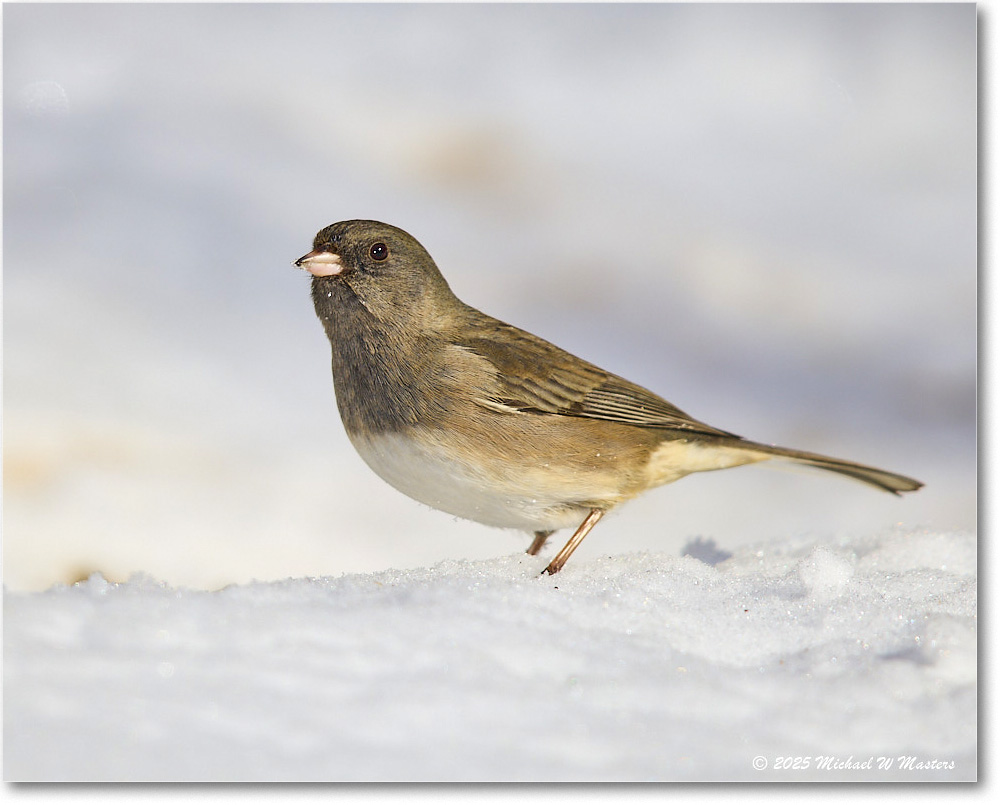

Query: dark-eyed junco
[[296, 220, 922, 574]]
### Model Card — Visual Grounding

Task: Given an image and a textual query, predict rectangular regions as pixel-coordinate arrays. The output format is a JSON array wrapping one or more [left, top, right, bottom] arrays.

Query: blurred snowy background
[[4, 3, 976, 591]]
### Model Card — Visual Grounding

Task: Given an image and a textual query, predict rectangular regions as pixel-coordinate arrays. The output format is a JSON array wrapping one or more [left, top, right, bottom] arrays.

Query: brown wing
[[456, 313, 923, 496], [459, 315, 737, 438]]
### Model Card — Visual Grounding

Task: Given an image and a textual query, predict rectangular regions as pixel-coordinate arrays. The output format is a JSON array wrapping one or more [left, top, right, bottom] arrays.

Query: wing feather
[[459, 317, 735, 438]]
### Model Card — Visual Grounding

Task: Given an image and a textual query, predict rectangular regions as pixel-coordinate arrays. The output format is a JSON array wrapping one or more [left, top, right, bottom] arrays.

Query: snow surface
[[4, 529, 976, 782]]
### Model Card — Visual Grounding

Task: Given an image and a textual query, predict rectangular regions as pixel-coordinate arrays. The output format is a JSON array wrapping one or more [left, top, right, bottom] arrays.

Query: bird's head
[[296, 220, 456, 323]]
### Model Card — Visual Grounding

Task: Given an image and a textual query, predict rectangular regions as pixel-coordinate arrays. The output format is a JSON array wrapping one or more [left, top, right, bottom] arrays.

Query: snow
[[4, 529, 975, 782]]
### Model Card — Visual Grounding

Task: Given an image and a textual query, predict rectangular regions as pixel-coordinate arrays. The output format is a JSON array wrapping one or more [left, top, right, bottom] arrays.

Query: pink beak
[[295, 249, 343, 277]]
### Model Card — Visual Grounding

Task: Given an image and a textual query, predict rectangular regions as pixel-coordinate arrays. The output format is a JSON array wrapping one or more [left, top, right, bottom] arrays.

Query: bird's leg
[[526, 530, 553, 556], [542, 509, 605, 575]]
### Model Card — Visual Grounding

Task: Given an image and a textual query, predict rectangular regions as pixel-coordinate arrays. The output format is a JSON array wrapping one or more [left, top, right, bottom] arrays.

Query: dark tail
[[738, 440, 923, 495]]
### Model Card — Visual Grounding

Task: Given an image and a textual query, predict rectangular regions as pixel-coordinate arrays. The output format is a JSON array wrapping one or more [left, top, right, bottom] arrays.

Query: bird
[[295, 220, 922, 575]]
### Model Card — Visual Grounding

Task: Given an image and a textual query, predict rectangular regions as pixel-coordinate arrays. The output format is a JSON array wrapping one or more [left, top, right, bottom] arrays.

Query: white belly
[[347, 430, 592, 533]]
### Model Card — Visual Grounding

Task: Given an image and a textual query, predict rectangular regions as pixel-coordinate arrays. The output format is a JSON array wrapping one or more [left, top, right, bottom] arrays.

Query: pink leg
[[526, 530, 553, 556], [542, 509, 605, 575]]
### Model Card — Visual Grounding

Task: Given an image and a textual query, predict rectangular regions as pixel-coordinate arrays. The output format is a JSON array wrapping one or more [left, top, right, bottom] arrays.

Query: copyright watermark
[[752, 755, 956, 772]]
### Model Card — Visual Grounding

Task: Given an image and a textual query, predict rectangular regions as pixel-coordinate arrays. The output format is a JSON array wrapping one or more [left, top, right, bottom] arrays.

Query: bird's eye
[[370, 242, 389, 261]]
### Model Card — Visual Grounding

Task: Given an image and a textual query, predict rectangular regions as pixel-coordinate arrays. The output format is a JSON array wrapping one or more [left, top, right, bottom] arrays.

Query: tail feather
[[744, 441, 923, 495]]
